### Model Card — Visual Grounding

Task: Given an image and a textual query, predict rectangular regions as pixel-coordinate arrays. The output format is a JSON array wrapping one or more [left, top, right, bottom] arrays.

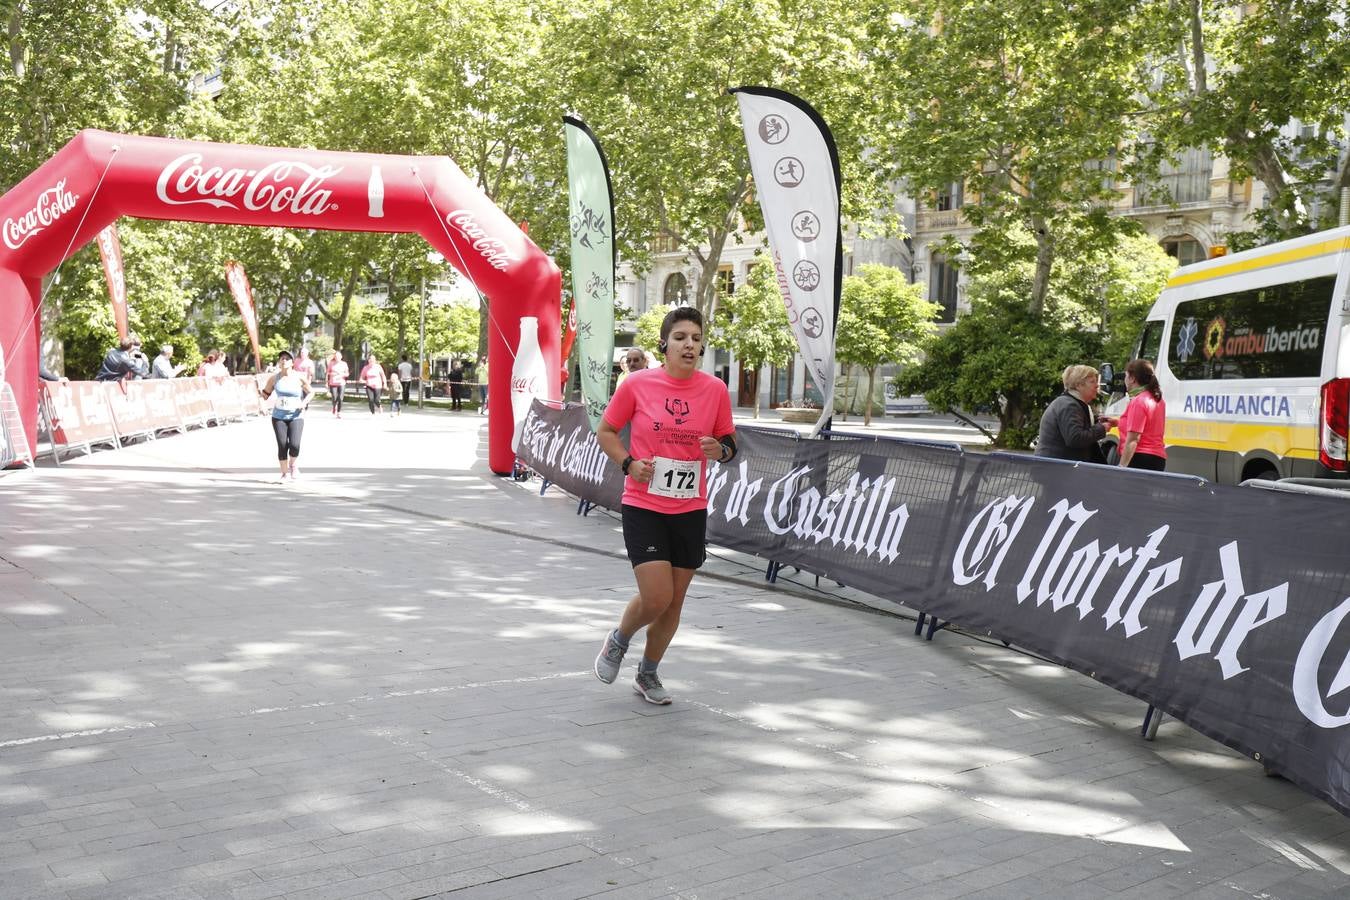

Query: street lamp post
[[421, 251, 443, 410]]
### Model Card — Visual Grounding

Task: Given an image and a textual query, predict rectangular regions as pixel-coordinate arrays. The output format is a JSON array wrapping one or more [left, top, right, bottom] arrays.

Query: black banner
[[516, 401, 1350, 817]]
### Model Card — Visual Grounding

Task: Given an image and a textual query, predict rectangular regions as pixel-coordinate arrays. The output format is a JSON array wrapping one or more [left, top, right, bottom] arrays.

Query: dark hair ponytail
[[1126, 359, 1161, 401]]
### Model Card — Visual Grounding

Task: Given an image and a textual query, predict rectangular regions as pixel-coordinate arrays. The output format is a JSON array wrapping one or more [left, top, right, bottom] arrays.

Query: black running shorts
[[621, 504, 707, 570]]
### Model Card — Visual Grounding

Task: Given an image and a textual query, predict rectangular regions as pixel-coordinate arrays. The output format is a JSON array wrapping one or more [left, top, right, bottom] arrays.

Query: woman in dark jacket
[[1035, 364, 1117, 462]]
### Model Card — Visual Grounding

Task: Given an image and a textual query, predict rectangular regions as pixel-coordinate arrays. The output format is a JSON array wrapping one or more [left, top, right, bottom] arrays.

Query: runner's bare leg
[[619, 563, 695, 665]]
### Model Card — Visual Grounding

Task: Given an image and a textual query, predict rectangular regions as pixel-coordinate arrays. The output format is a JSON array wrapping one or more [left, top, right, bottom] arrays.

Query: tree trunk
[[392, 265, 406, 359], [752, 367, 761, 419], [315, 264, 362, 354], [8, 6, 24, 80], [1244, 138, 1302, 229], [864, 367, 876, 426], [1029, 216, 1055, 316]]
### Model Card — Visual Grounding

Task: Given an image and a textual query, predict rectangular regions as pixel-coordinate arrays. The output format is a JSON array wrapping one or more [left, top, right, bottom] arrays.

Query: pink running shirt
[[602, 367, 735, 514], [1118, 391, 1167, 459]]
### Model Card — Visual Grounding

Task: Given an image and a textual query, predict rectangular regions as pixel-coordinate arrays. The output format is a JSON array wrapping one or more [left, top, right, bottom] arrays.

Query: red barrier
[[173, 377, 213, 428], [237, 374, 264, 416], [104, 379, 156, 441], [40, 381, 118, 458], [140, 379, 184, 433], [206, 377, 242, 422]]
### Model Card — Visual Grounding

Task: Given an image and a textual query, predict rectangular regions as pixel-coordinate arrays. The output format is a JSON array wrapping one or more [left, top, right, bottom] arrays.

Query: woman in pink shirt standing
[[592, 307, 736, 705], [359, 354, 386, 415], [1117, 358, 1167, 471]]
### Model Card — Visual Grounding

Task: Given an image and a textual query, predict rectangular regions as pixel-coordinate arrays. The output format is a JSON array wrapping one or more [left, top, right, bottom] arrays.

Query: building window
[[1086, 152, 1117, 191], [936, 181, 964, 211], [1162, 237, 1206, 267], [1134, 147, 1213, 207], [929, 254, 958, 323], [663, 273, 689, 305], [717, 266, 734, 298], [651, 233, 681, 253]]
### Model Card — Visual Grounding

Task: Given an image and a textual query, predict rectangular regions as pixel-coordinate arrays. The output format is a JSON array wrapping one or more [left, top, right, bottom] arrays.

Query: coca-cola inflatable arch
[[0, 129, 559, 474]]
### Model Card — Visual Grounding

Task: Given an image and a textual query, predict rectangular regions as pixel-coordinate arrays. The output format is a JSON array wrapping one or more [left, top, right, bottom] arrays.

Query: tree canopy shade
[[712, 256, 797, 418], [900, 228, 1173, 446], [869, 0, 1160, 314], [548, 0, 897, 334], [1141, 0, 1350, 246], [836, 264, 940, 426]]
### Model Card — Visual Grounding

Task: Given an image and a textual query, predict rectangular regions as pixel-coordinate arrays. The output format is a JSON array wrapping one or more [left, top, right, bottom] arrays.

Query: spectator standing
[[389, 371, 403, 416], [448, 362, 465, 411], [360, 354, 386, 415], [398, 355, 414, 406], [293, 347, 316, 385], [95, 336, 150, 382], [1035, 365, 1117, 463], [151, 344, 184, 379], [477, 356, 488, 414], [200, 350, 230, 381], [1117, 359, 1168, 471], [326, 350, 350, 417], [260, 350, 312, 482], [615, 348, 649, 388]]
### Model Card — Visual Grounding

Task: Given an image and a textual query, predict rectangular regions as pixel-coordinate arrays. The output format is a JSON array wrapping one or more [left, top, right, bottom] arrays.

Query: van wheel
[[1242, 461, 1279, 482]]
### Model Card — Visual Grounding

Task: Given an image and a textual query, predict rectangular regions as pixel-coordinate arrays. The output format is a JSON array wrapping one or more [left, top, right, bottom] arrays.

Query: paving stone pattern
[[0, 410, 1347, 898]]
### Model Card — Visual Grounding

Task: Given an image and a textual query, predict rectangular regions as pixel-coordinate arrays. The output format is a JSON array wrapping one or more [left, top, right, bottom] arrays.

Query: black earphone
[[658, 339, 705, 356]]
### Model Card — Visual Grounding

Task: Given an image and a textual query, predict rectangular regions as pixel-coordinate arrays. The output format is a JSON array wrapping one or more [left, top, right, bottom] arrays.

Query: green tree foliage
[[901, 229, 1172, 447], [871, 0, 1159, 314], [0, 0, 239, 189], [549, 0, 897, 331], [344, 299, 479, 372], [836, 264, 940, 425], [635, 304, 674, 356], [711, 258, 797, 418], [900, 291, 1099, 449], [1143, 0, 1350, 245]]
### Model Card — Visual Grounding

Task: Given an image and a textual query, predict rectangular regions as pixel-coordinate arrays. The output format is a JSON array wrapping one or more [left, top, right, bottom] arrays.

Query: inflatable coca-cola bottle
[[510, 316, 546, 453]]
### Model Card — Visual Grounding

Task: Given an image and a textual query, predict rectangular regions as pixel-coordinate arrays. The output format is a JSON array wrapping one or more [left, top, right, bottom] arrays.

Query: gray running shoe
[[633, 671, 672, 705], [594, 630, 626, 684]]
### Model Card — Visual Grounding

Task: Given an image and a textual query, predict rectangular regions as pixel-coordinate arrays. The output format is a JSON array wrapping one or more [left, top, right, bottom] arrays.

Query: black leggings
[[329, 383, 344, 413], [1127, 452, 1167, 471], [272, 416, 304, 460], [366, 385, 381, 414]]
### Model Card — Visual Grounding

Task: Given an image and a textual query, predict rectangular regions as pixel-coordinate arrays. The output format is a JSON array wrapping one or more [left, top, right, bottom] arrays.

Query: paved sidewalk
[[0, 409, 1347, 899]]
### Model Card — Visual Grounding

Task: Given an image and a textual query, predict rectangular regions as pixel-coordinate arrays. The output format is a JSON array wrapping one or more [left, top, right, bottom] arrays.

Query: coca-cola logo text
[[3, 180, 79, 251], [446, 209, 520, 271], [156, 153, 341, 216], [511, 374, 540, 394], [96, 228, 125, 304]]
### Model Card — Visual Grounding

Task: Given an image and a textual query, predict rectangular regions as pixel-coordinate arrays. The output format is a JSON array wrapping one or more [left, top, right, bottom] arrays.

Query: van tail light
[[1320, 378, 1350, 472]]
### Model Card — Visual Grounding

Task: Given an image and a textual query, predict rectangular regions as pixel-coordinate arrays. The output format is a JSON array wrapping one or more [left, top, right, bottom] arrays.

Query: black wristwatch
[[621, 455, 634, 475]]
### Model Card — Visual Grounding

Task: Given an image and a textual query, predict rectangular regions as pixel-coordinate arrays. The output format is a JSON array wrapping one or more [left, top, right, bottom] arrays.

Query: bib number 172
[[648, 456, 700, 499]]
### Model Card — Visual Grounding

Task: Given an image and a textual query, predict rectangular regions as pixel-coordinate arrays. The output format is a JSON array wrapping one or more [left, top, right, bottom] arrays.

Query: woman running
[[593, 307, 736, 704], [261, 350, 312, 482]]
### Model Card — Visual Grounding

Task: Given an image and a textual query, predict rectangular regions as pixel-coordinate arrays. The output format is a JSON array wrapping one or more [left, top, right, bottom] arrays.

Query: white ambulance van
[[1106, 225, 1350, 483]]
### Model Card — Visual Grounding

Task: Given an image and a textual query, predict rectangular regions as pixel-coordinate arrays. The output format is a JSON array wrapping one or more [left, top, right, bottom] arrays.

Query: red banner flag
[[95, 224, 128, 341], [224, 261, 262, 372]]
